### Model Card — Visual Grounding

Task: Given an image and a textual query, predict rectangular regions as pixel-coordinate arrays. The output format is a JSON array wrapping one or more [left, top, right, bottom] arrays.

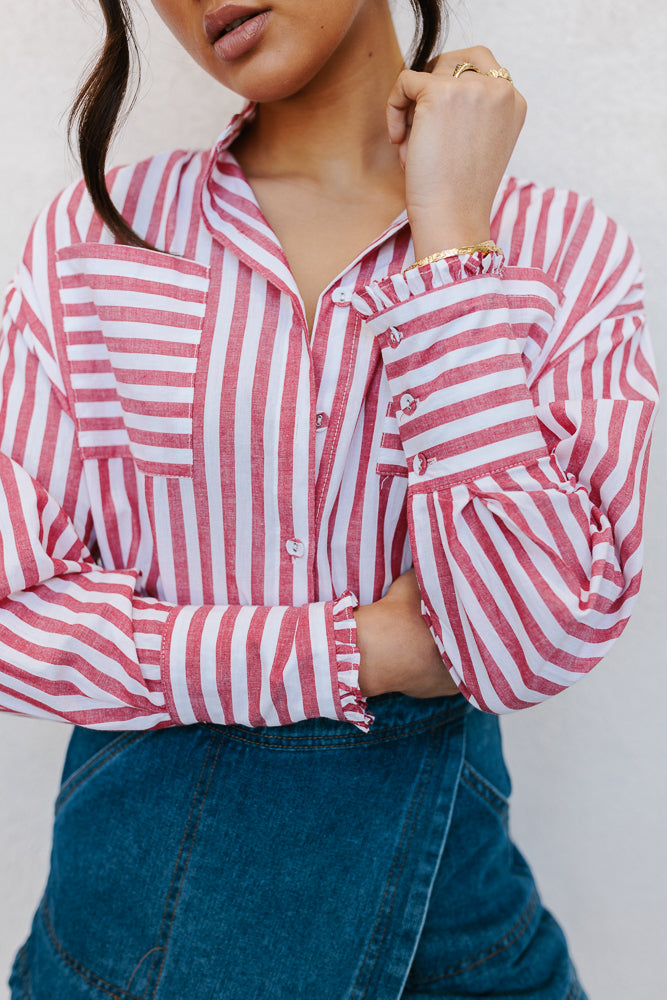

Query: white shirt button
[[285, 538, 305, 558], [400, 392, 417, 415], [388, 326, 402, 347], [315, 412, 329, 430], [331, 287, 352, 305], [413, 453, 428, 476]]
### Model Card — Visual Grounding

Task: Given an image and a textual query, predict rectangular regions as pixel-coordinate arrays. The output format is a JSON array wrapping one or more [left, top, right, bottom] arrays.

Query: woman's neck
[[232, 3, 405, 190]]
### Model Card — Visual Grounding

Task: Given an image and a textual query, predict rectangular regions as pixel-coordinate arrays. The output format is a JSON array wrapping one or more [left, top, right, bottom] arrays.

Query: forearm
[[0, 551, 370, 731], [353, 197, 657, 713]]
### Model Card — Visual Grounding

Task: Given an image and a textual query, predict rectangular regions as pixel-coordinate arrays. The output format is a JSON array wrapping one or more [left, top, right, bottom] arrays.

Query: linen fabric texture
[[0, 102, 657, 731]]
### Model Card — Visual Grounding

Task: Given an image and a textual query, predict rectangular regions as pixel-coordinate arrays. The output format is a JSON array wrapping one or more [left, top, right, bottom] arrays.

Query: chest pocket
[[56, 243, 210, 479]]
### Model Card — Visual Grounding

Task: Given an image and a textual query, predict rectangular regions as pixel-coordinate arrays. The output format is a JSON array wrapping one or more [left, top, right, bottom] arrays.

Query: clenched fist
[[386, 46, 527, 258], [355, 569, 460, 700]]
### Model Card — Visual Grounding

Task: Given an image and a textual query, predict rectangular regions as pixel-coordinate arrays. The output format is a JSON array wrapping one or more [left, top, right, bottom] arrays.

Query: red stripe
[[295, 607, 319, 719], [214, 607, 236, 724], [120, 397, 192, 419], [190, 248, 224, 604], [275, 284, 303, 604], [166, 478, 191, 605], [59, 272, 208, 304], [182, 606, 209, 719], [113, 369, 195, 390], [245, 606, 269, 726]]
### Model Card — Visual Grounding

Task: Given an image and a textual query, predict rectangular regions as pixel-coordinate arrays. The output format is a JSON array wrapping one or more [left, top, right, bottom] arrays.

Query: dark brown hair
[[408, 0, 448, 74], [68, 0, 149, 248], [69, 0, 448, 248]]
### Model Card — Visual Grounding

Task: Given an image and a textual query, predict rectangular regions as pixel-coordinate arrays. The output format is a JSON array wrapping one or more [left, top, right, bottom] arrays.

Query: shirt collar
[[204, 100, 258, 176], [200, 102, 410, 300], [201, 101, 302, 298]]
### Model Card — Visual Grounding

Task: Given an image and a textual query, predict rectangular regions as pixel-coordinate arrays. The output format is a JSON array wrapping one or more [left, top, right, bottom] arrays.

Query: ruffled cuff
[[332, 589, 374, 733], [352, 248, 505, 316]]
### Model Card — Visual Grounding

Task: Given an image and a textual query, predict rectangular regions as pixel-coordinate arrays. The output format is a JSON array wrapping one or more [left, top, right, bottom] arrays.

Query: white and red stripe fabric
[[0, 105, 658, 731]]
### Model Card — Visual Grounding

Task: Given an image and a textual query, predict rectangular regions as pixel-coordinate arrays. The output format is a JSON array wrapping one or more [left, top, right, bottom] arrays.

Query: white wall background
[[1, 1, 665, 997]]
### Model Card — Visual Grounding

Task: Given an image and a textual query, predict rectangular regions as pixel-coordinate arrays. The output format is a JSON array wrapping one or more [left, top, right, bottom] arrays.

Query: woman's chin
[[205, 58, 325, 105]]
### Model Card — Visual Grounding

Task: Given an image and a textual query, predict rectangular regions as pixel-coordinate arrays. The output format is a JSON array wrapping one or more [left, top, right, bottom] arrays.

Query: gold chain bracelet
[[405, 240, 503, 272]]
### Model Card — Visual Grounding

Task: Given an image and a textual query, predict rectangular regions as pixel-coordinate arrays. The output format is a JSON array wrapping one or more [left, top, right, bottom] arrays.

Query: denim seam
[[408, 887, 540, 985], [564, 977, 583, 1000], [144, 741, 215, 994], [55, 733, 150, 815], [352, 729, 441, 998], [146, 738, 221, 998], [23, 944, 33, 999], [357, 739, 436, 996], [459, 761, 509, 820], [125, 949, 164, 998], [202, 706, 468, 750], [38, 898, 143, 1000], [10, 943, 32, 998]]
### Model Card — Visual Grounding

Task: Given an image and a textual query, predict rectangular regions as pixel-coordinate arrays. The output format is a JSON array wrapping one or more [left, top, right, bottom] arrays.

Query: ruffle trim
[[332, 589, 374, 733], [352, 249, 505, 316]]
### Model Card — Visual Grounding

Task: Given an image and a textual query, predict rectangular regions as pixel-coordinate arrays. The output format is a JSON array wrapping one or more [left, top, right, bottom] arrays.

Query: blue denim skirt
[[10, 693, 588, 999]]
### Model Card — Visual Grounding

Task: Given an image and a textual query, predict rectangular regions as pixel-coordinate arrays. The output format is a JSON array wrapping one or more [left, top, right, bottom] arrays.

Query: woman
[[3, 0, 657, 997]]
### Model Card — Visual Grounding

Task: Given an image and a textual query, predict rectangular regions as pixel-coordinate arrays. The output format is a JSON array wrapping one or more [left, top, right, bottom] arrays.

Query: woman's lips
[[209, 9, 271, 62], [204, 3, 268, 42]]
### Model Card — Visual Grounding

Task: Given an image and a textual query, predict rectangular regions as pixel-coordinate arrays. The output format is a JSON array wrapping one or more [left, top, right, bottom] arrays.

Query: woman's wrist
[[411, 231, 492, 262], [406, 240, 501, 272], [409, 219, 491, 262], [353, 602, 389, 698]]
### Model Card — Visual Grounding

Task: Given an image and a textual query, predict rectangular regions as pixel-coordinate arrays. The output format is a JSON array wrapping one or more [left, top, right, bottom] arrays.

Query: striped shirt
[[0, 104, 658, 732]]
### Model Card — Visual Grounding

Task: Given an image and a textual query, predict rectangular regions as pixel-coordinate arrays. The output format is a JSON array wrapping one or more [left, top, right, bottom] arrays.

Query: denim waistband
[[205, 691, 471, 748]]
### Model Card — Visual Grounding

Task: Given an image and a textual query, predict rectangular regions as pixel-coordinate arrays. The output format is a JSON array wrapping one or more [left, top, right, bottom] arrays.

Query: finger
[[430, 45, 501, 77], [431, 46, 517, 91], [386, 69, 432, 144], [433, 49, 520, 118]]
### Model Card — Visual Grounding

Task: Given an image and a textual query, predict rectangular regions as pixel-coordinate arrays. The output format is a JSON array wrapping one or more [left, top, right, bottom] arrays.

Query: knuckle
[[423, 76, 447, 101], [488, 79, 513, 103], [470, 44, 494, 60]]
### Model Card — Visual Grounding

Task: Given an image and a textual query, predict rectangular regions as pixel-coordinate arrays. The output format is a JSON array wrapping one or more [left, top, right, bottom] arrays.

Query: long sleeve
[[0, 257, 369, 732], [353, 196, 658, 713]]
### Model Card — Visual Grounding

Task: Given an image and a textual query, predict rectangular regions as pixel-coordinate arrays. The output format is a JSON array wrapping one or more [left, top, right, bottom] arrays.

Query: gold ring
[[485, 67, 513, 84], [452, 62, 482, 78]]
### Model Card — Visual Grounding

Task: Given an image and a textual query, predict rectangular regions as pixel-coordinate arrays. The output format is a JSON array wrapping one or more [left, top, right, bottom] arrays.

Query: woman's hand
[[354, 569, 460, 699], [386, 46, 527, 258]]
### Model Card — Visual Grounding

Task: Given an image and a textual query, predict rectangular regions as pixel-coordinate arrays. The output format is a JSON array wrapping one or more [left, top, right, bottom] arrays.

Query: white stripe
[[167, 606, 199, 725]]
